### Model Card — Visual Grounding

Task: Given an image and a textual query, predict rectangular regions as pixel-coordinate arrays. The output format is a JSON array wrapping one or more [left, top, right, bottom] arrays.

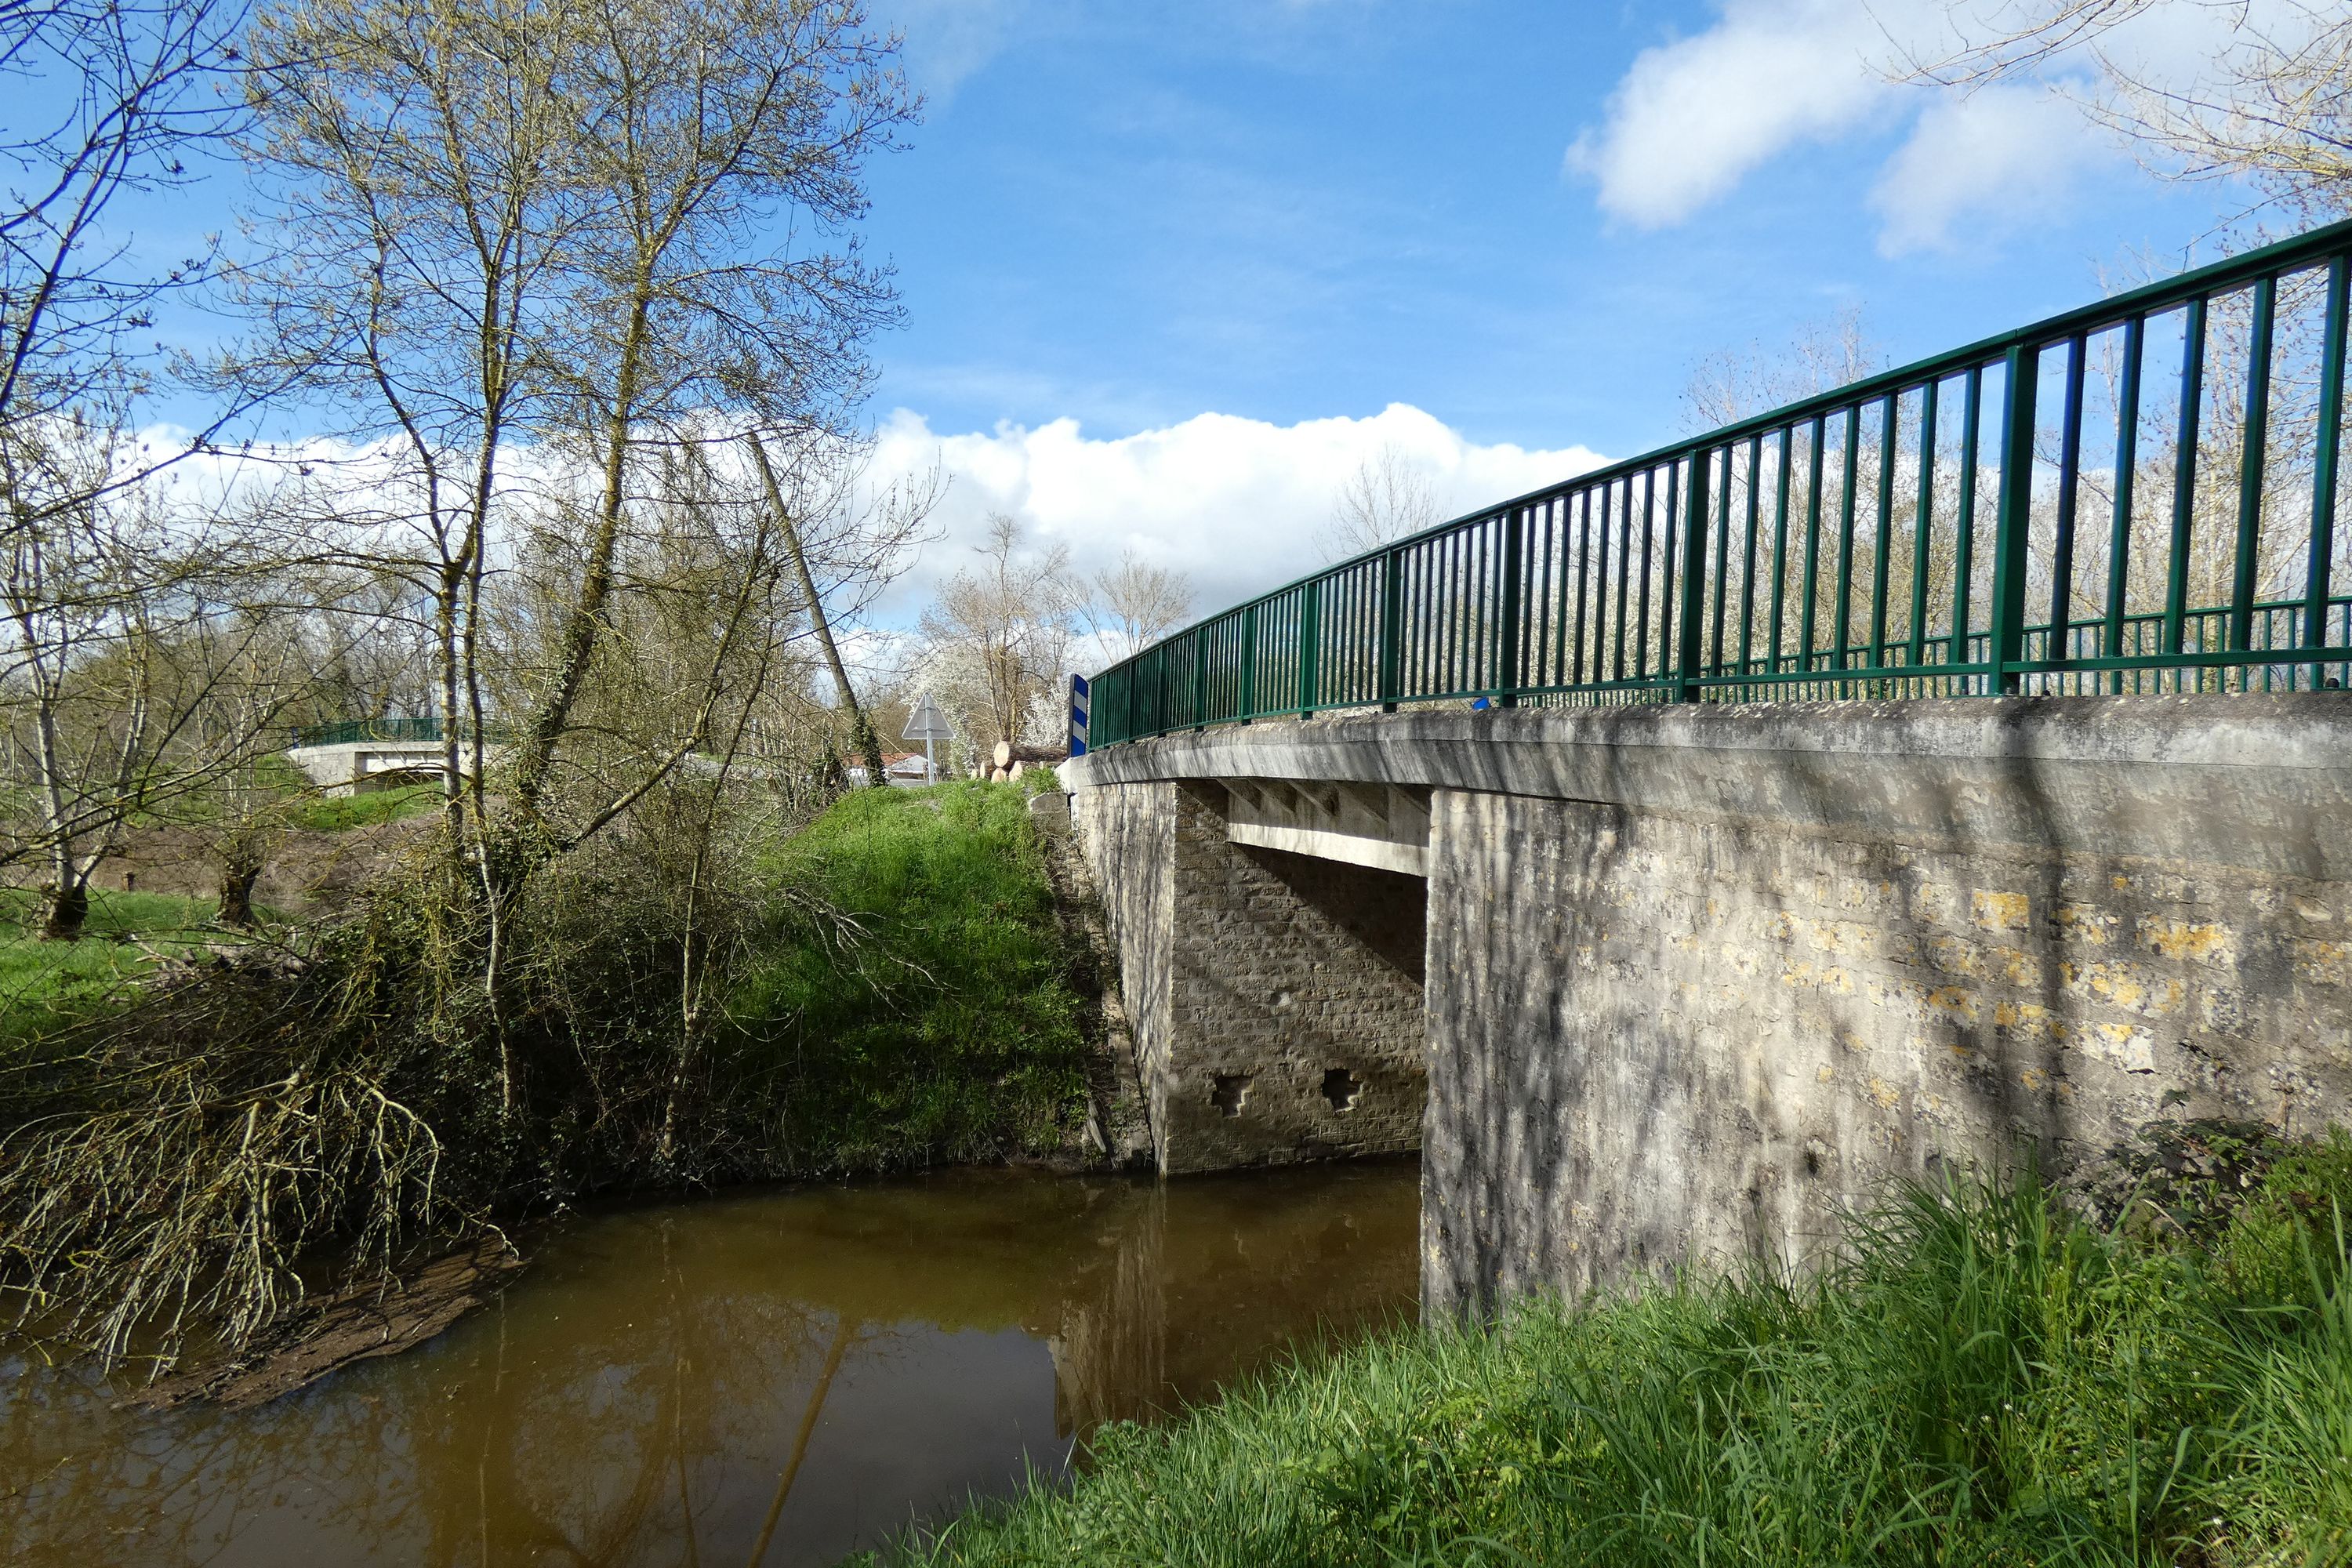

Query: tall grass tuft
[[868, 1139, 2352, 1568]]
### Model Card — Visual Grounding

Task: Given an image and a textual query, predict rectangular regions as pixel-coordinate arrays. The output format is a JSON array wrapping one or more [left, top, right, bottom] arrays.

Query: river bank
[[0, 780, 1126, 1383], [865, 1126, 2352, 1568]]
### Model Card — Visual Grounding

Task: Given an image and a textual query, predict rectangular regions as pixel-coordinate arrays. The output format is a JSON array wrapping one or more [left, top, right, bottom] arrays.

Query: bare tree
[[2, 0, 250, 445], [0, 0, 281, 933], [242, 0, 916, 836], [1905, 2, 2351, 223], [1681, 304, 1886, 431], [0, 461, 307, 938], [1076, 549, 1192, 666], [917, 513, 1073, 759], [1319, 444, 1444, 562], [242, 0, 920, 1108], [502, 0, 915, 832]]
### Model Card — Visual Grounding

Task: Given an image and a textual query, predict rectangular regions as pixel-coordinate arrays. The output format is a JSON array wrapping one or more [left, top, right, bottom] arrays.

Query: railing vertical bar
[[1679, 447, 1711, 702], [1613, 477, 1632, 681], [1554, 496, 1572, 685], [1443, 526, 1461, 695], [1631, 470, 1651, 682], [1834, 403, 1861, 690], [1588, 486, 1607, 684], [2165, 295, 2208, 661], [1867, 393, 1897, 679], [1952, 365, 1983, 687], [1191, 628, 1207, 728], [1571, 493, 1590, 691], [1799, 415, 1826, 678], [1241, 602, 1258, 718], [1659, 461, 1680, 685], [2104, 314, 2146, 691], [1534, 499, 1555, 688], [2050, 332, 2089, 668], [1469, 518, 1485, 691], [1907, 378, 1939, 678], [1403, 544, 1421, 697], [1497, 505, 1526, 704], [1298, 576, 1319, 716], [1740, 434, 1763, 689], [1710, 440, 1733, 677], [2307, 255, 2349, 685], [1768, 427, 1792, 677], [1991, 341, 2042, 695], [2230, 274, 2278, 659]]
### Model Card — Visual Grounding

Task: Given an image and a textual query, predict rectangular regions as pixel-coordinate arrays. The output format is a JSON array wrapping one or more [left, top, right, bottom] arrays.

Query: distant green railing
[[1089, 217, 2352, 746], [292, 717, 504, 748]]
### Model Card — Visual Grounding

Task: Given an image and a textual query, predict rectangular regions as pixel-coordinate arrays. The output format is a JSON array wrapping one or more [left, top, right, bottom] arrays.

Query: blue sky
[[862, 0, 2239, 461], [102, 0, 2281, 614]]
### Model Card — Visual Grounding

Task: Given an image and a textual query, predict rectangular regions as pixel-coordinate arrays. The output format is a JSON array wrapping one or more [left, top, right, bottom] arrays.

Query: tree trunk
[[217, 858, 262, 929], [42, 878, 89, 942], [745, 433, 888, 787]]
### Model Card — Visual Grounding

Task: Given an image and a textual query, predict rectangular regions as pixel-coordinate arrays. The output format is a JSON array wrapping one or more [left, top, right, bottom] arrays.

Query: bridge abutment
[[1070, 779, 1426, 1174]]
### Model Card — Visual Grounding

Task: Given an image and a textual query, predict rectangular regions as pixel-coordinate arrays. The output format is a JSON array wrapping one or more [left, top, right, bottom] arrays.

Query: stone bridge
[[1057, 695, 2352, 1316], [1058, 217, 2352, 1316]]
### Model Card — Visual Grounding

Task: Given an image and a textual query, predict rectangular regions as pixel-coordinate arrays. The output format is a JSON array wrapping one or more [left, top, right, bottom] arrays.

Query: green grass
[[866, 1139, 2352, 1568], [0, 887, 236, 1040], [280, 780, 442, 832], [726, 782, 1091, 1173]]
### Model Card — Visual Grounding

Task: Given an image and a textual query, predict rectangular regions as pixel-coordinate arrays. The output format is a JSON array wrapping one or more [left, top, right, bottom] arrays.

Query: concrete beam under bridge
[[1059, 694, 2352, 1319], [1221, 779, 1431, 877]]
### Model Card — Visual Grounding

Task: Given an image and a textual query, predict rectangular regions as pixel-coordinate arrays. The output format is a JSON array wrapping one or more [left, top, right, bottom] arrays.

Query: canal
[[0, 1160, 1419, 1566]]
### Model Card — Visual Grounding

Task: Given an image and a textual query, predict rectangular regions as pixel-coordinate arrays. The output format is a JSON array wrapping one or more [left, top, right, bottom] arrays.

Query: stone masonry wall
[[1424, 784, 2352, 1317], [1069, 778, 1177, 1163], [1072, 779, 1426, 1174]]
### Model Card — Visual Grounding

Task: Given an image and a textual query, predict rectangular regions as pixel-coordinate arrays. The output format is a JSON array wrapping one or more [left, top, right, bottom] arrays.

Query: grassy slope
[[727, 782, 1091, 1174], [871, 1142, 2352, 1568], [281, 780, 441, 832], [0, 888, 238, 1041]]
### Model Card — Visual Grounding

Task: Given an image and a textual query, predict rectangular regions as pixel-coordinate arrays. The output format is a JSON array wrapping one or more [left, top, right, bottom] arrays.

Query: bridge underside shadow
[[1069, 779, 1429, 1175], [1065, 695, 2352, 1319]]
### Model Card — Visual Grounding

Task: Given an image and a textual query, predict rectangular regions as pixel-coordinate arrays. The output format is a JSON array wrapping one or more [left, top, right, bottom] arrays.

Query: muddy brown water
[[0, 1160, 1420, 1567]]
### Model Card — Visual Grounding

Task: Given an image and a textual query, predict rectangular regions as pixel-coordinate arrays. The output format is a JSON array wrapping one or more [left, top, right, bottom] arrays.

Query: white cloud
[[1566, 0, 1904, 229], [863, 402, 1607, 623], [881, 0, 1025, 102], [1870, 84, 2112, 256], [1566, 0, 2296, 253]]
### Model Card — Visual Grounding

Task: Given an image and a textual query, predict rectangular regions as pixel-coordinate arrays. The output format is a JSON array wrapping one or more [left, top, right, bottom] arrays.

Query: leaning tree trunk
[[745, 433, 889, 788]]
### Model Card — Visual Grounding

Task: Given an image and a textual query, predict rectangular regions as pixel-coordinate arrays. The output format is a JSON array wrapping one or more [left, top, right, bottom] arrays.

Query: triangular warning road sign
[[902, 694, 954, 742]]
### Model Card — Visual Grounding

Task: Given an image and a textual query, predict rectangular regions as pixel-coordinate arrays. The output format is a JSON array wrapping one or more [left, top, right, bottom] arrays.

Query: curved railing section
[[1087, 217, 2352, 748]]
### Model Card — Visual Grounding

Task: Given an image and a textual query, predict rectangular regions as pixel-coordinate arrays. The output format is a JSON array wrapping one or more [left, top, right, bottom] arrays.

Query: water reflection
[[0, 1159, 1419, 1567]]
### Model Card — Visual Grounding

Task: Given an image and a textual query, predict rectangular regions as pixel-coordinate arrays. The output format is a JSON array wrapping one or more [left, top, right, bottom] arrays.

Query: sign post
[[902, 693, 953, 784]]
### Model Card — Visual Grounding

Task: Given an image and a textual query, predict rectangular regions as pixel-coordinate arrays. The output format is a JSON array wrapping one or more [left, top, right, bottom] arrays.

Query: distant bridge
[[1057, 218, 2352, 1319], [285, 718, 504, 797]]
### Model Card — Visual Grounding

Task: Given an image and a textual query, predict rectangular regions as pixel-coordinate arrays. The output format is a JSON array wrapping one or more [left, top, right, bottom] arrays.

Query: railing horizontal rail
[[1087, 217, 2352, 747], [292, 717, 510, 748]]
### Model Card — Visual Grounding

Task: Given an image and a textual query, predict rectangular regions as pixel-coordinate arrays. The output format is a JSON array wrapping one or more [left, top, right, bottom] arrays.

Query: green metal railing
[[1088, 217, 2352, 746], [293, 717, 481, 748]]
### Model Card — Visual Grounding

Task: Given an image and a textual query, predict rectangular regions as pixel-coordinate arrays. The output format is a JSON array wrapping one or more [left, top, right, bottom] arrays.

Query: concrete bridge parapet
[[1061, 694, 2352, 1318]]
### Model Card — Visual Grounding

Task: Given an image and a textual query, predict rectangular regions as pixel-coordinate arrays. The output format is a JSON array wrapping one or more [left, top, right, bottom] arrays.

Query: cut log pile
[[987, 740, 1067, 784]]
